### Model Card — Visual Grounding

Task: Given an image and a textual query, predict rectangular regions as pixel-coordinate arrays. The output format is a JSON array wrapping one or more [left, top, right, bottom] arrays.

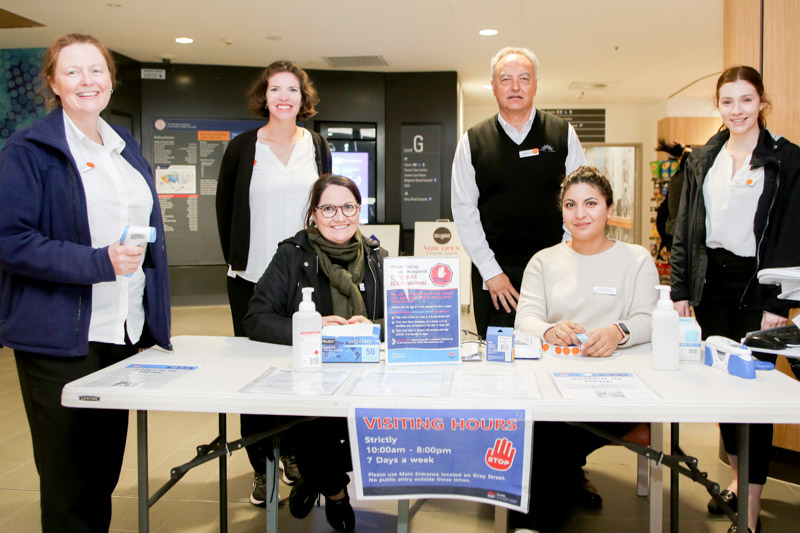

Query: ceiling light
[[175, 37, 193, 44], [479, 29, 498, 36]]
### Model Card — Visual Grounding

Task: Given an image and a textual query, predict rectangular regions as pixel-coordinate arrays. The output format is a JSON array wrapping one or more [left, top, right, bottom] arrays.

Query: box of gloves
[[321, 323, 381, 363]]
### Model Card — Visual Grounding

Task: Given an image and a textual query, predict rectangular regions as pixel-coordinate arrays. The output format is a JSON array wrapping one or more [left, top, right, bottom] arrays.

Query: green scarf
[[307, 229, 367, 319]]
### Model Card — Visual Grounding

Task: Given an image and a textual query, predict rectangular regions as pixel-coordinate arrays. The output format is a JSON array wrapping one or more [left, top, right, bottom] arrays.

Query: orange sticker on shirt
[[746, 179, 753, 185], [86, 162, 95, 168], [253, 159, 257, 165]]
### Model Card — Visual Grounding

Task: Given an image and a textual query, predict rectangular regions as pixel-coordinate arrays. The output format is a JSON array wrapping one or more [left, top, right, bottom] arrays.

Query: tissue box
[[322, 324, 381, 363], [486, 327, 514, 362], [514, 330, 541, 359], [679, 317, 702, 362]]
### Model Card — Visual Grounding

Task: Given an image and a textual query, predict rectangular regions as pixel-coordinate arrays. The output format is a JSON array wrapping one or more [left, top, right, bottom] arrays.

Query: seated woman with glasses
[[245, 173, 386, 532], [511, 166, 659, 532]]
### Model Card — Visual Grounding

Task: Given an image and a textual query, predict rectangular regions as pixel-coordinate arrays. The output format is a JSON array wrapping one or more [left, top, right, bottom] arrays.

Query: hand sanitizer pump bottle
[[292, 287, 322, 373], [652, 285, 680, 370]]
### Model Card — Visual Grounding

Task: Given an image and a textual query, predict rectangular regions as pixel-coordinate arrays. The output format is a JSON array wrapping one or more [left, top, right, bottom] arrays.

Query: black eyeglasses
[[315, 203, 360, 218]]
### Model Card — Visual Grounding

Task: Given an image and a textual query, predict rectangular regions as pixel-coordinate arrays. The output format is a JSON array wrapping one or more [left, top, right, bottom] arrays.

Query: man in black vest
[[451, 47, 599, 530], [452, 47, 587, 335]]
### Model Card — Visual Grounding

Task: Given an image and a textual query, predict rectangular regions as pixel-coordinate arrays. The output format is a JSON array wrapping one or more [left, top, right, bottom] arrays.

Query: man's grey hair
[[490, 47, 539, 81]]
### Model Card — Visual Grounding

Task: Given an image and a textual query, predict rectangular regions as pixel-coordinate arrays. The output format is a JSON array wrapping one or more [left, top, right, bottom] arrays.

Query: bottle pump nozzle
[[655, 285, 672, 309], [299, 287, 315, 312]]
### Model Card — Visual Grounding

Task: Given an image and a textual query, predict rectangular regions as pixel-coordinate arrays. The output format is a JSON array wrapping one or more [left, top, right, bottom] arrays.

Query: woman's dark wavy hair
[[247, 60, 319, 120], [715, 65, 771, 129], [304, 174, 362, 230], [559, 166, 614, 208]]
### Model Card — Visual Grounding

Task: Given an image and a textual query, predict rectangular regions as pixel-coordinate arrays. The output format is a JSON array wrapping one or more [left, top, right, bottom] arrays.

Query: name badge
[[78, 161, 96, 173], [593, 286, 617, 295], [519, 148, 539, 158], [359, 282, 366, 291]]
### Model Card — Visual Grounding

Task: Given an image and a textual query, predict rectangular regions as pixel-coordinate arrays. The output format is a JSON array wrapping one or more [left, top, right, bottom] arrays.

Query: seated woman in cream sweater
[[510, 166, 659, 533]]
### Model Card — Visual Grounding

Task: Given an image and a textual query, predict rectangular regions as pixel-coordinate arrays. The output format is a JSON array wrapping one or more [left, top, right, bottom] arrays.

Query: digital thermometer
[[704, 336, 756, 379]]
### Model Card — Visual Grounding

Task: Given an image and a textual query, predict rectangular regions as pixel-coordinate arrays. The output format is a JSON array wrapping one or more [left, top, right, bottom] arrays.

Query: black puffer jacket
[[670, 127, 800, 316], [244, 230, 386, 345]]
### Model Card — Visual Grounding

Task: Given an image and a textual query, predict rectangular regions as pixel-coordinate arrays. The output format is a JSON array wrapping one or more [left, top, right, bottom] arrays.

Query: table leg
[[397, 500, 409, 533], [266, 434, 281, 533], [737, 424, 750, 533], [137, 410, 149, 533], [219, 413, 228, 533], [670, 422, 679, 533]]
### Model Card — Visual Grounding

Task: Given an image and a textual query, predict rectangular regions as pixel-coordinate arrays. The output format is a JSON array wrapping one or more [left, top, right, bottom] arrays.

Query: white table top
[[62, 335, 800, 424]]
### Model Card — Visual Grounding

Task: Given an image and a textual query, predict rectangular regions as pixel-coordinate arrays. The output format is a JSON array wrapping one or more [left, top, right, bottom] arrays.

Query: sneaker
[[249, 472, 266, 507], [325, 490, 355, 532], [280, 454, 301, 486], [289, 478, 319, 519]]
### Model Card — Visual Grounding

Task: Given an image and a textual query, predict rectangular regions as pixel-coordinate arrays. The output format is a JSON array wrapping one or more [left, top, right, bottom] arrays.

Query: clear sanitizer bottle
[[651, 285, 680, 370], [292, 287, 322, 373]]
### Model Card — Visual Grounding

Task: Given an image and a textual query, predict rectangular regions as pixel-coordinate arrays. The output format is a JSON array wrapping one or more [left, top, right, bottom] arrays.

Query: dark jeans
[[15, 340, 138, 533], [694, 247, 775, 485], [510, 421, 636, 532], [227, 274, 295, 473]]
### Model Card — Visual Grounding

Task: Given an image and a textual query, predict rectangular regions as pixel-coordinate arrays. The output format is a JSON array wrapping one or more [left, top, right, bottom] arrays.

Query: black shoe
[[325, 490, 356, 532], [280, 454, 301, 486], [575, 471, 603, 508], [708, 489, 738, 515], [727, 517, 761, 533], [288, 478, 319, 519], [249, 472, 266, 507]]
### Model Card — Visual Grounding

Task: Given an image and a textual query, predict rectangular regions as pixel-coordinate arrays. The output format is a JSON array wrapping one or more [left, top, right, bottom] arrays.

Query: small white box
[[679, 317, 702, 362]]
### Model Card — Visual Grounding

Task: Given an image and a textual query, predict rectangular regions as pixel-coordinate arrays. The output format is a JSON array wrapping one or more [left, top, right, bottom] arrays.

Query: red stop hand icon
[[485, 438, 516, 471]]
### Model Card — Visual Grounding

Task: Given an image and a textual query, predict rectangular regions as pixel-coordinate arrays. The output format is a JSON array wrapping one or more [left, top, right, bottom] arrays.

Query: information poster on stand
[[150, 117, 262, 265], [400, 125, 441, 228], [348, 406, 532, 512], [384, 256, 460, 364]]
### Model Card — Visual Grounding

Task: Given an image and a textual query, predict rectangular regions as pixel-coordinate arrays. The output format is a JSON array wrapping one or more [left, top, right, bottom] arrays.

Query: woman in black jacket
[[245, 174, 386, 532], [671, 66, 800, 533]]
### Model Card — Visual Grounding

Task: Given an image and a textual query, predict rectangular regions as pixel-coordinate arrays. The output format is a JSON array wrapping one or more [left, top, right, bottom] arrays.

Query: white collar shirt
[[228, 128, 318, 283], [703, 141, 765, 257], [63, 111, 153, 345]]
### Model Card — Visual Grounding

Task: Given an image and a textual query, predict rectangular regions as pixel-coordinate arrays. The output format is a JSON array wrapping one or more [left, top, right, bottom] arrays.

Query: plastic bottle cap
[[299, 287, 316, 312]]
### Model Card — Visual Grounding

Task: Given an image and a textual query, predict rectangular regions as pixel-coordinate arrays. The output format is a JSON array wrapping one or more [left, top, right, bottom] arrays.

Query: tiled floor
[[1, 305, 799, 532]]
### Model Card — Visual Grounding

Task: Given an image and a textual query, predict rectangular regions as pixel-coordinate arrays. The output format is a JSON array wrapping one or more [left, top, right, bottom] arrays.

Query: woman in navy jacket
[[0, 34, 170, 532]]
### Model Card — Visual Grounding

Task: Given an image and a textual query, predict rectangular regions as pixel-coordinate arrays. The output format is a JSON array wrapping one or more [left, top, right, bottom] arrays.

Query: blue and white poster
[[384, 256, 460, 364], [348, 406, 533, 512]]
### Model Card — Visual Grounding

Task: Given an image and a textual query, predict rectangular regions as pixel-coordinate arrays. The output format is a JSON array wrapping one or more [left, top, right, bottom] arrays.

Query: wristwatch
[[615, 322, 630, 345]]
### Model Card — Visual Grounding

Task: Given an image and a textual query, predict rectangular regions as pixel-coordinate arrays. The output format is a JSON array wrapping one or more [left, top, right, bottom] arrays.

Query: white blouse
[[228, 128, 319, 283], [64, 111, 153, 345], [703, 142, 765, 257]]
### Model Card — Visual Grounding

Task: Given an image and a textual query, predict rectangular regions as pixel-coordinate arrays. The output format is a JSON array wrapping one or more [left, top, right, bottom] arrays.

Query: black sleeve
[[670, 157, 695, 302], [243, 246, 295, 345], [762, 145, 800, 316], [215, 137, 241, 263], [312, 131, 333, 175]]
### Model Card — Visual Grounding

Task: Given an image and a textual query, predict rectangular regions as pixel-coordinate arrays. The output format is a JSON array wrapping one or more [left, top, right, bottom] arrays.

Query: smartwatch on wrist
[[615, 322, 630, 345]]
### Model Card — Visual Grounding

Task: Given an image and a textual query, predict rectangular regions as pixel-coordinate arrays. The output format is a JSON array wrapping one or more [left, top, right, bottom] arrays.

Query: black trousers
[[293, 417, 352, 496], [694, 248, 775, 485], [227, 274, 297, 474], [15, 340, 138, 533], [471, 262, 526, 338], [510, 421, 636, 532]]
